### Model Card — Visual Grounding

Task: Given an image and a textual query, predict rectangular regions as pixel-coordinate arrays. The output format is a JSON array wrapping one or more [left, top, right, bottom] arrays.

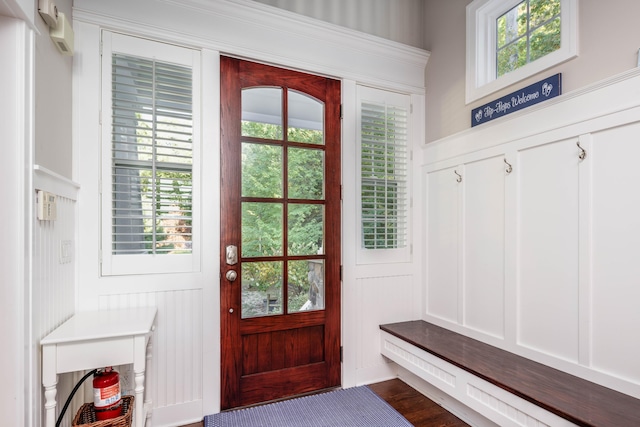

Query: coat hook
[[577, 141, 587, 160], [454, 170, 462, 183], [504, 158, 513, 174]]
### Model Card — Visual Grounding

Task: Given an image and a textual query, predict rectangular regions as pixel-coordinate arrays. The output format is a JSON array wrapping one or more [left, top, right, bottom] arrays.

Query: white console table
[[41, 307, 157, 427]]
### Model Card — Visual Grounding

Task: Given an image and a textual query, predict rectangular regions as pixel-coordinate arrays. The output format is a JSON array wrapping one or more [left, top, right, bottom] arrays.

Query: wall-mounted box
[[38, 0, 58, 27], [50, 12, 73, 56], [37, 190, 57, 221]]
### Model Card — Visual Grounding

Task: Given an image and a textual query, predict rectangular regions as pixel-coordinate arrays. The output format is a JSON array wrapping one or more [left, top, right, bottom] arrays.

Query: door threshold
[[223, 386, 342, 412]]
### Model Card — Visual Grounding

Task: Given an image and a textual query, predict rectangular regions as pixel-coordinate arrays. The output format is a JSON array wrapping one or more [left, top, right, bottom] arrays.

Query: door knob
[[226, 270, 238, 282]]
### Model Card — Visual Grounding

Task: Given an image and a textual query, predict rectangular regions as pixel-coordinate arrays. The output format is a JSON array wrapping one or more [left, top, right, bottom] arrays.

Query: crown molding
[[73, 0, 430, 93]]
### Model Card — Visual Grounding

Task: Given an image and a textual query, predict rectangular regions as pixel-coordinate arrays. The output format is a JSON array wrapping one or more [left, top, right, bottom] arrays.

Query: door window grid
[[240, 87, 326, 318]]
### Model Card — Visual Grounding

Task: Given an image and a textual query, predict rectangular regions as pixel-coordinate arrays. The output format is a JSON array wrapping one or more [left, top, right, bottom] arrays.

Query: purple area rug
[[205, 385, 413, 427]]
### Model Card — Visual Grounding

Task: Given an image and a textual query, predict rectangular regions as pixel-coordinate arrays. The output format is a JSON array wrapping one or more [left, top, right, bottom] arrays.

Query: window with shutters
[[101, 32, 201, 275], [357, 86, 410, 264]]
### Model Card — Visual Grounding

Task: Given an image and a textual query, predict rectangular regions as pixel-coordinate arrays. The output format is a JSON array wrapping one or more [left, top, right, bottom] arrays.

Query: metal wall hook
[[577, 141, 587, 160], [504, 158, 513, 174], [454, 170, 462, 183]]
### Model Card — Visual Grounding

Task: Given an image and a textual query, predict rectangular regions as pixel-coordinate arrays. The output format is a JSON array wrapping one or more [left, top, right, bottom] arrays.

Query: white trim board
[[34, 165, 80, 201], [424, 68, 640, 165], [73, 0, 430, 94]]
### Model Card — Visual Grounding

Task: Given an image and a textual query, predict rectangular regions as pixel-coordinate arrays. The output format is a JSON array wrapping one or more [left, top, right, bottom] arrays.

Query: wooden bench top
[[380, 320, 640, 427]]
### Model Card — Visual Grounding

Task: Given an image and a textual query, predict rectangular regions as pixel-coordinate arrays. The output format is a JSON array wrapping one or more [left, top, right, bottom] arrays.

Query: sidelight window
[[357, 86, 411, 264]]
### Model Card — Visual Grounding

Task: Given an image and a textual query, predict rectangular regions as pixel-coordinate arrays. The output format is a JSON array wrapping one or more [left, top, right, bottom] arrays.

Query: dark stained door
[[220, 57, 341, 409]]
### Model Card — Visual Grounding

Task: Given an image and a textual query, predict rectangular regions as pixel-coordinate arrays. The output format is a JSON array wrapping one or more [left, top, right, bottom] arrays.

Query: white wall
[[423, 0, 640, 142], [34, 0, 74, 178], [251, 0, 426, 49]]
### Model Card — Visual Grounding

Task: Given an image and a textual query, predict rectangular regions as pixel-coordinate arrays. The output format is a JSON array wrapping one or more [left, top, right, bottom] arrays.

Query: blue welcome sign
[[471, 73, 561, 127]]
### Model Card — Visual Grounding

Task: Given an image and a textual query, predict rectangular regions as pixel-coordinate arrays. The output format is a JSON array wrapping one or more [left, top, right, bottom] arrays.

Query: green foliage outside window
[[497, 0, 561, 77], [241, 121, 325, 313]]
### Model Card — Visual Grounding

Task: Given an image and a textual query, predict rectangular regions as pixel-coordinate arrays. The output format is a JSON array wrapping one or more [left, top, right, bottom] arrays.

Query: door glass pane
[[288, 204, 324, 256], [242, 202, 283, 257], [288, 260, 324, 313], [242, 261, 283, 318], [288, 147, 324, 200], [242, 87, 283, 139], [287, 90, 323, 145], [242, 142, 282, 198]]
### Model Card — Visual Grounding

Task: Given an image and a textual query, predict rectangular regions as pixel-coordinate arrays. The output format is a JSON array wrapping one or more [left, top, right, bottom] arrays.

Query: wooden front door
[[220, 57, 341, 409]]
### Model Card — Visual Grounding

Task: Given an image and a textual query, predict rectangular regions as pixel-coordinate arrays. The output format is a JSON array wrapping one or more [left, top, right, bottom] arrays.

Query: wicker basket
[[72, 395, 134, 427]]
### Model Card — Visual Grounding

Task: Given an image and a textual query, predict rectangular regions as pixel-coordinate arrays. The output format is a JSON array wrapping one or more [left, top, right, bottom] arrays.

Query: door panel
[[220, 57, 341, 409]]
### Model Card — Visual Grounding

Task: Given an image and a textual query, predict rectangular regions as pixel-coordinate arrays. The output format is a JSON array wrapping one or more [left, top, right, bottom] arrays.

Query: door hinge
[[340, 104, 343, 119], [340, 346, 343, 363], [340, 265, 343, 281]]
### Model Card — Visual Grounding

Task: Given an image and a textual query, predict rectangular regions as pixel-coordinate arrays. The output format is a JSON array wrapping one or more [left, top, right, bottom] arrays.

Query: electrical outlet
[[60, 240, 72, 264]]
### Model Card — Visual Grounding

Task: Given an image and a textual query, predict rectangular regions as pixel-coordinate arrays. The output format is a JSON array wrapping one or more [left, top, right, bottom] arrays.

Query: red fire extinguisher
[[93, 367, 122, 420]]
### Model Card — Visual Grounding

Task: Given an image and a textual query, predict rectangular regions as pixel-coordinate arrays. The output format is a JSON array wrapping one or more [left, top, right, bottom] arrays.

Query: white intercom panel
[[37, 190, 57, 221]]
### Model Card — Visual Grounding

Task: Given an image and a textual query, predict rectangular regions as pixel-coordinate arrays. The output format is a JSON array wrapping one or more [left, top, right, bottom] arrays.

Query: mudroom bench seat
[[380, 320, 640, 427]]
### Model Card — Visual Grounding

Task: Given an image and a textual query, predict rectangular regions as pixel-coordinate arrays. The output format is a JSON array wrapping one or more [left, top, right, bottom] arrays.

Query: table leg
[[43, 381, 57, 427], [134, 370, 145, 427], [42, 344, 58, 427]]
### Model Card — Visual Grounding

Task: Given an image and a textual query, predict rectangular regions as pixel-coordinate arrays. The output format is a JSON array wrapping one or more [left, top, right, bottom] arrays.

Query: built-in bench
[[380, 320, 640, 427]]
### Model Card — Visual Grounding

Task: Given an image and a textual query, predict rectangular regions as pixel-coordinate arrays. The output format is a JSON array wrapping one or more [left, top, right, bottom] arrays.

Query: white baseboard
[[150, 400, 203, 427], [352, 359, 399, 387]]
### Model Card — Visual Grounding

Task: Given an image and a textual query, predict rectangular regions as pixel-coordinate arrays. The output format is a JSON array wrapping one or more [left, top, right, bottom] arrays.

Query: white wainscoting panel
[[590, 122, 640, 383], [98, 289, 204, 415], [462, 155, 505, 339], [516, 138, 580, 362], [355, 273, 415, 383], [426, 166, 460, 323], [421, 70, 640, 398], [32, 186, 78, 426]]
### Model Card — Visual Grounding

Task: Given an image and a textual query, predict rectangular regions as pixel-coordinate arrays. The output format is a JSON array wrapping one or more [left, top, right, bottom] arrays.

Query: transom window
[[466, 0, 577, 103], [497, 0, 561, 77]]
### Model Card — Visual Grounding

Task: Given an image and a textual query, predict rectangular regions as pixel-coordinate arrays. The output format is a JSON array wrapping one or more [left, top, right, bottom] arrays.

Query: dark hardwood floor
[[181, 379, 469, 426], [368, 379, 469, 427]]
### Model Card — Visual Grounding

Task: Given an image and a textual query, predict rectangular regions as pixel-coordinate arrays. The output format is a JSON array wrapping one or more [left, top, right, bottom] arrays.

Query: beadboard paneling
[[32, 192, 77, 426], [98, 289, 204, 409], [357, 274, 414, 372]]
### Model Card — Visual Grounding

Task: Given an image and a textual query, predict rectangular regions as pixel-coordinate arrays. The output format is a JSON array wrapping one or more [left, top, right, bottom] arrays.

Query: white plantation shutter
[[360, 98, 409, 250], [101, 32, 200, 275], [111, 54, 193, 255]]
